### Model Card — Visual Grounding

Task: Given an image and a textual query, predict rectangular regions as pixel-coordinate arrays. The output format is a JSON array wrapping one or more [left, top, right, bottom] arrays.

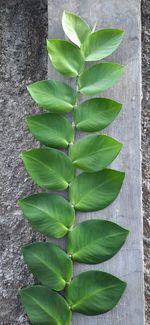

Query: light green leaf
[[26, 113, 74, 149], [27, 80, 76, 113], [20, 285, 71, 325], [70, 134, 122, 172], [62, 11, 91, 47], [47, 39, 84, 77], [81, 29, 124, 61], [78, 62, 125, 96], [68, 219, 129, 264], [21, 148, 74, 190], [74, 98, 122, 132], [22, 242, 73, 290], [66, 271, 126, 315], [19, 193, 75, 238], [69, 169, 125, 211]]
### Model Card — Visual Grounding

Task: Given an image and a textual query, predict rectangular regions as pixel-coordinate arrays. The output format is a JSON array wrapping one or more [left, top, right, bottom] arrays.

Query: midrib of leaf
[[33, 89, 73, 109], [85, 35, 122, 59], [22, 201, 68, 231], [71, 231, 126, 257], [25, 155, 68, 187], [74, 175, 117, 207], [24, 292, 61, 324], [31, 254, 66, 285], [70, 283, 121, 310], [76, 113, 115, 127], [29, 120, 68, 145], [73, 143, 120, 163]]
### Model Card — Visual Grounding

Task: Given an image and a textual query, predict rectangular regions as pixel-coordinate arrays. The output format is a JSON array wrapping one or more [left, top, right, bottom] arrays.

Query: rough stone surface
[[0, 1, 48, 324], [142, 1, 150, 324], [0, 0, 149, 324]]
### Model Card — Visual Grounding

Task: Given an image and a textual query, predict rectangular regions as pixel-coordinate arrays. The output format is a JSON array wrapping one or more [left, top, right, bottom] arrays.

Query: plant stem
[[66, 77, 80, 284]]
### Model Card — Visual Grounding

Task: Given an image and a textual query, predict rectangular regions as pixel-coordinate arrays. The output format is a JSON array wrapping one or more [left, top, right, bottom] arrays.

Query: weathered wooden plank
[[48, 1, 144, 324]]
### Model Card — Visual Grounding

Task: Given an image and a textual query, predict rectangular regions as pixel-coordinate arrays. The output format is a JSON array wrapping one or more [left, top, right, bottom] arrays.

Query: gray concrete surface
[[48, 1, 144, 324], [142, 1, 150, 323], [0, 0, 149, 324]]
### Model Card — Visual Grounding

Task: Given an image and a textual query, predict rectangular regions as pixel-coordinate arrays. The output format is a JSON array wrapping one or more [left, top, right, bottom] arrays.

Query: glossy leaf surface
[[68, 219, 129, 264], [74, 98, 122, 132], [21, 148, 74, 190], [78, 62, 124, 96], [19, 193, 75, 238], [81, 29, 124, 61], [22, 242, 73, 290], [27, 80, 76, 113], [70, 134, 122, 172], [26, 113, 74, 148], [47, 39, 84, 77], [66, 271, 126, 315], [20, 285, 71, 325], [62, 11, 91, 47], [69, 169, 125, 211]]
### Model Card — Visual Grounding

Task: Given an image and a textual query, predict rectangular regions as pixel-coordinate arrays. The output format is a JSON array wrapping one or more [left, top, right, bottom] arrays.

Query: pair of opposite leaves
[[21, 239, 128, 323], [20, 10, 127, 325]]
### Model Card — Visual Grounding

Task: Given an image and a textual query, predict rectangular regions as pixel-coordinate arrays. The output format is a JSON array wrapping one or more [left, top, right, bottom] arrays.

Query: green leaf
[[81, 29, 124, 61], [78, 62, 125, 96], [47, 39, 84, 77], [69, 169, 125, 211], [22, 242, 73, 290], [70, 134, 122, 172], [26, 113, 74, 149], [68, 219, 129, 264], [27, 80, 76, 113], [66, 271, 126, 315], [19, 193, 75, 238], [21, 148, 74, 190], [20, 285, 71, 325], [62, 11, 91, 47], [74, 98, 122, 132]]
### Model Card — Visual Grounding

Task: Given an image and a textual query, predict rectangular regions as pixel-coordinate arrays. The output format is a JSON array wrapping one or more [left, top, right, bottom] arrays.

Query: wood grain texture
[[48, 1, 144, 324]]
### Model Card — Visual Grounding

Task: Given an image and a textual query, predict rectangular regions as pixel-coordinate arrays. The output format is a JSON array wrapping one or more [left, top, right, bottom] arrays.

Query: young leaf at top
[[22, 242, 73, 291], [74, 98, 122, 132], [69, 169, 125, 211], [66, 271, 126, 315], [20, 285, 71, 325], [26, 113, 74, 149], [47, 39, 84, 77], [21, 148, 74, 190], [78, 62, 125, 96], [81, 29, 124, 61], [67, 219, 129, 264], [62, 11, 91, 47], [19, 193, 75, 238], [70, 134, 122, 172], [27, 80, 76, 113]]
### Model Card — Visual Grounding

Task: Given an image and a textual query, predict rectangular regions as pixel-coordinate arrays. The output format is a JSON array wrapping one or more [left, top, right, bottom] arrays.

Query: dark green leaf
[[22, 242, 73, 290], [27, 80, 76, 113], [47, 39, 84, 77], [62, 11, 91, 47], [66, 271, 126, 315], [74, 98, 122, 132], [68, 219, 129, 264], [69, 169, 125, 211], [26, 113, 74, 149], [78, 62, 125, 96], [21, 148, 74, 190], [81, 29, 124, 61], [20, 285, 71, 325], [70, 134, 122, 172], [19, 193, 75, 238]]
